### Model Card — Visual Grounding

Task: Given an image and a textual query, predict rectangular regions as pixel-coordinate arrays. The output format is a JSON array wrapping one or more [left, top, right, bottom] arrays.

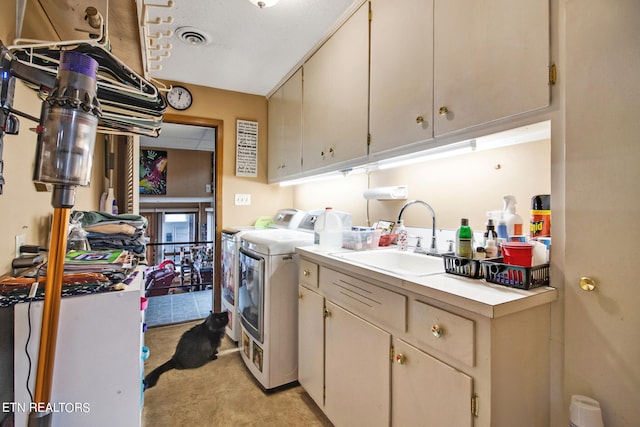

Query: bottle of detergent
[[314, 207, 343, 251], [455, 218, 473, 259], [503, 195, 523, 239]]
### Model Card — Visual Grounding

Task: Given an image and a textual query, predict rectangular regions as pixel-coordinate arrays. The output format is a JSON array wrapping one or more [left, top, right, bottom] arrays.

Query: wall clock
[[166, 85, 193, 110]]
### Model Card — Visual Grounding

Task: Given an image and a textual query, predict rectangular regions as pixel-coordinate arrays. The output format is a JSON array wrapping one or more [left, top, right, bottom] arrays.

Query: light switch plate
[[235, 194, 251, 205]]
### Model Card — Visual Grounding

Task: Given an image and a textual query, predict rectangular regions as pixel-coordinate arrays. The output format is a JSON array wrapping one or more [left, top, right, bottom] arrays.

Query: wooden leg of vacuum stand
[[29, 207, 70, 427]]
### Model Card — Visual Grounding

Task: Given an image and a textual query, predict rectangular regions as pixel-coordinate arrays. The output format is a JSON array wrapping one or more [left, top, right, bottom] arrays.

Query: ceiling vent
[[176, 27, 212, 46]]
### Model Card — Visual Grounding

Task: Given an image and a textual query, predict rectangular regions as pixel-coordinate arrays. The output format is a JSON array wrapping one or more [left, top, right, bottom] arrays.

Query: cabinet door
[[392, 338, 473, 427], [267, 84, 284, 181], [302, 3, 369, 172], [268, 68, 302, 182], [369, 0, 434, 156], [433, 0, 549, 135], [298, 285, 325, 407], [324, 301, 390, 427]]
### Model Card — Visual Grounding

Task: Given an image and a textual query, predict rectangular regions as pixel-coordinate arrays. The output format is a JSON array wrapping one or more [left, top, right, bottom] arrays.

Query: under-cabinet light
[[279, 166, 367, 187]]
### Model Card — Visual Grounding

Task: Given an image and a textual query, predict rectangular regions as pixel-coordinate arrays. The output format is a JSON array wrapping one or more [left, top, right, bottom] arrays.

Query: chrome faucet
[[397, 200, 438, 255]]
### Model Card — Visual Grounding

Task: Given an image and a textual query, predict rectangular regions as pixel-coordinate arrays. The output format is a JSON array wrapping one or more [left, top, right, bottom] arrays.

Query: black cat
[[144, 311, 228, 390]]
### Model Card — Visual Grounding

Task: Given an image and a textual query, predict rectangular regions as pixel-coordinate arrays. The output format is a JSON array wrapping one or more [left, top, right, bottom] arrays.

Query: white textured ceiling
[[139, 0, 362, 95], [33, 0, 362, 96], [139, 122, 216, 151]]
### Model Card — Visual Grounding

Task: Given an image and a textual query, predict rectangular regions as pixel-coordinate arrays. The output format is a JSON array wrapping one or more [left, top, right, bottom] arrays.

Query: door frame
[[161, 113, 224, 311]]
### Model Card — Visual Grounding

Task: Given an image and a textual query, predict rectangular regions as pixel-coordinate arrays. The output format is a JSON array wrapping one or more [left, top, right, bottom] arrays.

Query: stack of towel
[[75, 211, 148, 261]]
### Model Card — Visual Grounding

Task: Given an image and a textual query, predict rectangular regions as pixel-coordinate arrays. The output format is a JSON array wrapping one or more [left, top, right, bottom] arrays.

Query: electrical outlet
[[15, 234, 26, 258], [205, 184, 212, 193], [234, 193, 251, 205]]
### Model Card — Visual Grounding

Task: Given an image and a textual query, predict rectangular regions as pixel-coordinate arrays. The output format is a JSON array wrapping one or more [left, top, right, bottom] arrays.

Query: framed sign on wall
[[235, 119, 258, 177]]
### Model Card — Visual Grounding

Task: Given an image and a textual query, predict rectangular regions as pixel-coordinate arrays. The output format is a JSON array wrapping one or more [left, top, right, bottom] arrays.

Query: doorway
[[137, 115, 224, 326]]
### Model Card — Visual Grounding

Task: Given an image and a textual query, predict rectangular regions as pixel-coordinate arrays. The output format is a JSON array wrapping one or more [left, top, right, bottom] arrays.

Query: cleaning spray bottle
[[503, 195, 523, 239], [487, 210, 508, 249]]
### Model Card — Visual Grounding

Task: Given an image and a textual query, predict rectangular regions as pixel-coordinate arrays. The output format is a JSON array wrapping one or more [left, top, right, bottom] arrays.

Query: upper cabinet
[[302, 2, 369, 172], [433, 0, 550, 135], [268, 68, 303, 182], [268, 0, 550, 180], [369, 0, 434, 157]]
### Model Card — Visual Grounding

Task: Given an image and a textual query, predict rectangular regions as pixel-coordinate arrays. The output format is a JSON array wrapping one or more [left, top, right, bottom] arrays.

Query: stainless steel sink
[[331, 249, 445, 277]]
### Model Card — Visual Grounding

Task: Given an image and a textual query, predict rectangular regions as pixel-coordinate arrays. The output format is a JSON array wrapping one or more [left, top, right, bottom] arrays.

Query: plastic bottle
[[396, 220, 408, 252], [485, 239, 498, 258], [314, 207, 343, 251], [455, 218, 473, 259], [103, 187, 115, 213], [503, 195, 523, 239], [530, 194, 551, 238], [483, 218, 498, 246]]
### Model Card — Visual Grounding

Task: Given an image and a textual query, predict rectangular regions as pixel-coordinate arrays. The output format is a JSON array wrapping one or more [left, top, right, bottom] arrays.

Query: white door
[[324, 301, 390, 427], [392, 338, 473, 427], [563, 0, 640, 425], [298, 285, 325, 408]]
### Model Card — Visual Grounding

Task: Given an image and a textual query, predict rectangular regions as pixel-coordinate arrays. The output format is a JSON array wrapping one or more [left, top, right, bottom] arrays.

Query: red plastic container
[[501, 242, 534, 267]]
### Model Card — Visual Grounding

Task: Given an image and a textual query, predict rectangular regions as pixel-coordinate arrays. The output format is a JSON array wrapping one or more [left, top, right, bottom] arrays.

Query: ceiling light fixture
[[249, 0, 279, 8]]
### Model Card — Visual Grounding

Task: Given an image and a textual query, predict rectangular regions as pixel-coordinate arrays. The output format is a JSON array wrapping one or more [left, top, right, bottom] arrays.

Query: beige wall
[[139, 146, 212, 198], [160, 81, 294, 227], [294, 139, 551, 231]]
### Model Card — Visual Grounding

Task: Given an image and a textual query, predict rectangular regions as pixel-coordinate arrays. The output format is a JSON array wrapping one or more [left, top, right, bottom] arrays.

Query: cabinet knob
[[329, 147, 335, 155], [416, 115, 424, 124], [303, 269, 311, 277], [395, 353, 407, 365], [321, 150, 325, 158], [579, 276, 597, 292], [431, 324, 443, 338], [298, 292, 303, 299], [323, 308, 331, 318], [438, 106, 449, 116]]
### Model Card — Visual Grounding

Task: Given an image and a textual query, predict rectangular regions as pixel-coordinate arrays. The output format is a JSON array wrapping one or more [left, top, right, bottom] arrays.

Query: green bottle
[[456, 218, 473, 258]]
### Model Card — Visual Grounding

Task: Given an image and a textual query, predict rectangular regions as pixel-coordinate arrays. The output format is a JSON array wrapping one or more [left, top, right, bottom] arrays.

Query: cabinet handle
[[580, 276, 596, 291], [395, 353, 407, 365], [323, 308, 331, 318], [431, 324, 443, 338], [303, 269, 311, 277], [438, 106, 449, 116], [416, 115, 424, 124]]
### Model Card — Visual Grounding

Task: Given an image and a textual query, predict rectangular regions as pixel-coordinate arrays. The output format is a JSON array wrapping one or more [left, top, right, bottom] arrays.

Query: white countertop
[[296, 245, 558, 318]]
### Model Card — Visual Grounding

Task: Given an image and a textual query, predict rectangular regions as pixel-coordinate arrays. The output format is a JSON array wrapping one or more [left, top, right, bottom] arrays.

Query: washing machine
[[237, 209, 352, 390], [220, 208, 305, 341]]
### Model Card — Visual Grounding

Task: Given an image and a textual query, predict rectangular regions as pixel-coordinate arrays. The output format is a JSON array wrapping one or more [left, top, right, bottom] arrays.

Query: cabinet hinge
[[549, 64, 557, 85], [471, 394, 479, 417], [367, 133, 371, 146], [389, 345, 394, 361]]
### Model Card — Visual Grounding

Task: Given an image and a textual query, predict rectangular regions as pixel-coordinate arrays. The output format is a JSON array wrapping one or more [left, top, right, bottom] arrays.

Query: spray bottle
[[487, 210, 508, 252], [503, 195, 523, 239]]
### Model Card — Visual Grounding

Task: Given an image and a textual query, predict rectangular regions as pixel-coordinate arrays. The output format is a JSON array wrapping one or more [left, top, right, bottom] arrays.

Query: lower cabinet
[[392, 338, 473, 427], [298, 258, 554, 427], [324, 301, 390, 427], [297, 285, 324, 407]]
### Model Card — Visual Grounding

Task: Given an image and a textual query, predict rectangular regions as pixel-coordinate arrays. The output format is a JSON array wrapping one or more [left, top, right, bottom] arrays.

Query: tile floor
[[145, 290, 213, 327]]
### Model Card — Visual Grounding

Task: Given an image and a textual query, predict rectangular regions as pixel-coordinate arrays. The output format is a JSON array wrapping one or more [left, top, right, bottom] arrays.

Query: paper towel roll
[[363, 186, 408, 200]]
